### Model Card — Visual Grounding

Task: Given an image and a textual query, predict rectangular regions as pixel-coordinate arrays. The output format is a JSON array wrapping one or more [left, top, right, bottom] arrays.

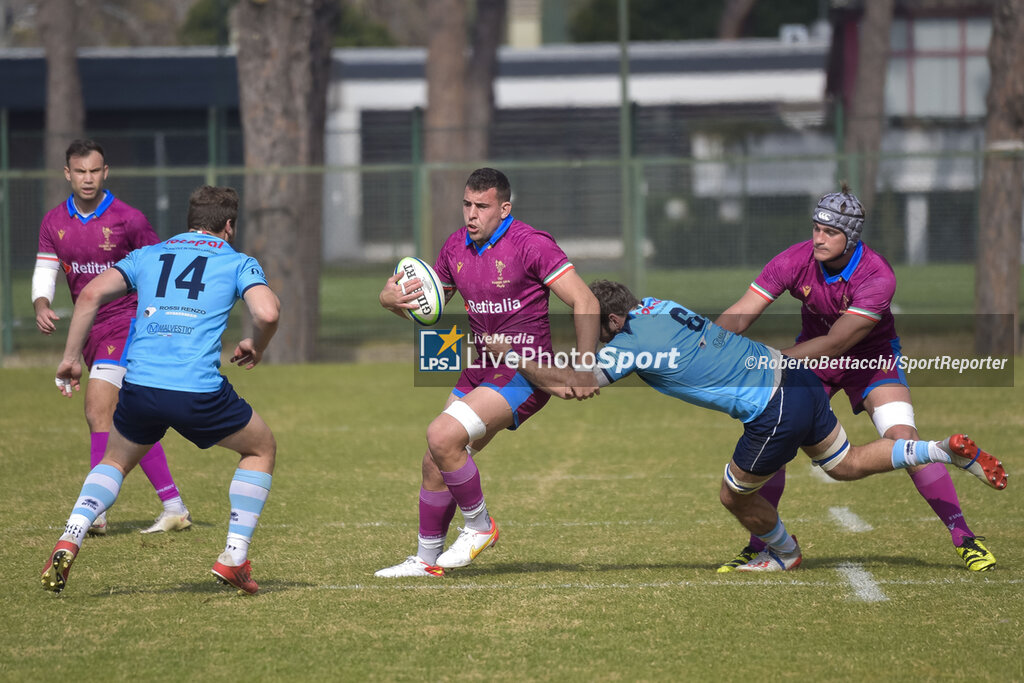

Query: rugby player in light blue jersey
[[488, 280, 1006, 572], [42, 186, 280, 595]]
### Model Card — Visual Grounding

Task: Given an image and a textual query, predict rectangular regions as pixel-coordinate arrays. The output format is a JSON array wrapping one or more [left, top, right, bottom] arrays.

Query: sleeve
[[596, 332, 640, 384], [750, 249, 794, 303], [433, 235, 456, 291], [238, 256, 270, 297], [846, 263, 894, 322], [113, 251, 139, 292], [522, 230, 571, 287], [128, 206, 161, 248]]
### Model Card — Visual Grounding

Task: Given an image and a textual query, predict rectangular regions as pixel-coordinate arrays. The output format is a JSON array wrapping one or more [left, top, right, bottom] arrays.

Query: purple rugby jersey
[[434, 216, 574, 360], [750, 240, 899, 358], [37, 190, 159, 333]]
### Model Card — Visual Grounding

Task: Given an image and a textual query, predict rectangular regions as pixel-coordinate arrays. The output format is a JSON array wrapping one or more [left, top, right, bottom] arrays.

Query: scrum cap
[[812, 186, 865, 254]]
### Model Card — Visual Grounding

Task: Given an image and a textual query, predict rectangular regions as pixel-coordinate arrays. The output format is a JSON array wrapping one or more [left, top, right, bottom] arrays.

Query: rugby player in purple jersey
[[33, 139, 191, 535], [714, 184, 997, 572], [374, 168, 601, 577]]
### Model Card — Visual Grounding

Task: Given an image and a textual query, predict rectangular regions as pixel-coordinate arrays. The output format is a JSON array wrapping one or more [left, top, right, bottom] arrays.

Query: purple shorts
[[452, 365, 550, 430], [83, 314, 133, 368], [815, 339, 908, 414]]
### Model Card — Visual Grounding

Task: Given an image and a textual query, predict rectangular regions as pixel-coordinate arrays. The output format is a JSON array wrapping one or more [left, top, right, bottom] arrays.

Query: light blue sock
[[891, 439, 950, 469], [224, 468, 272, 564], [755, 517, 797, 555], [64, 464, 124, 545]]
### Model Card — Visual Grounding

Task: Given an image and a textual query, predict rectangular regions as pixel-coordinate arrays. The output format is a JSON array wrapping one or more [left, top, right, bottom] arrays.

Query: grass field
[[2, 359, 1022, 681]]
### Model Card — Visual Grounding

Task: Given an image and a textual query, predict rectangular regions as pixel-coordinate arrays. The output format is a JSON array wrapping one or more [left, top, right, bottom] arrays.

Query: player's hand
[[54, 359, 82, 397], [566, 369, 600, 401], [379, 273, 424, 312], [230, 338, 263, 369], [35, 305, 59, 335]]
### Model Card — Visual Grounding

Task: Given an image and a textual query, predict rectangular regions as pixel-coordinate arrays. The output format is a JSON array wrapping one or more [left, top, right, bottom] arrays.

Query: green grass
[[2, 361, 1022, 681]]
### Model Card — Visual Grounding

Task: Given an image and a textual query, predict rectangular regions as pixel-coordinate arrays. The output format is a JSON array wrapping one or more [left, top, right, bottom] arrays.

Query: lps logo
[[419, 325, 464, 372]]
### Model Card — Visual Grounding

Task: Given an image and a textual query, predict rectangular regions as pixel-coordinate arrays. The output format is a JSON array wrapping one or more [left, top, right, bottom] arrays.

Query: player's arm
[[55, 268, 129, 396], [231, 285, 281, 369], [486, 334, 608, 400], [548, 268, 601, 399], [714, 288, 772, 335], [32, 252, 61, 335], [781, 312, 877, 359]]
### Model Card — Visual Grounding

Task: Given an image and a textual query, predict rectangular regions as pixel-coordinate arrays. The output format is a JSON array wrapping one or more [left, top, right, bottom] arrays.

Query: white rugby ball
[[394, 256, 444, 326]]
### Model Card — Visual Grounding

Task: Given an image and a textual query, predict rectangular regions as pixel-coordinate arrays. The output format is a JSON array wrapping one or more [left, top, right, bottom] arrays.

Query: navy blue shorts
[[732, 367, 838, 476], [114, 377, 254, 449]]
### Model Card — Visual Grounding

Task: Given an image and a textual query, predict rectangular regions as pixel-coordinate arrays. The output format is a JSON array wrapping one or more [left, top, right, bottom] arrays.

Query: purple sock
[[418, 487, 457, 540], [440, 455, 489, 530], [748, 469, 787, 552], [90, 432, 108, 469], [909, 462, 973, 545], [138, 442, 181, 502]]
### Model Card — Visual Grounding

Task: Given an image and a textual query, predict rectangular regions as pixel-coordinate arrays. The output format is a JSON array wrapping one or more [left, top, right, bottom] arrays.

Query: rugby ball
[[394, 256, 444, 326]]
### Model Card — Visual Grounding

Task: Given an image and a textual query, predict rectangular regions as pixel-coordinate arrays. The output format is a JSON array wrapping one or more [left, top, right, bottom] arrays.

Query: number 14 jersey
[[113, 232, 269, 392]]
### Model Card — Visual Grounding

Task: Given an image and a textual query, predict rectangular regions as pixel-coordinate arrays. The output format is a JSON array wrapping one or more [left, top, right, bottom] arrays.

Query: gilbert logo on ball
[[394, 256, 444, 326]]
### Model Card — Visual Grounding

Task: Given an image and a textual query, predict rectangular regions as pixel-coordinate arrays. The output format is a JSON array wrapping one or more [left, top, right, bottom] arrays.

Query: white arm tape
[[32, 256, 60, 304]]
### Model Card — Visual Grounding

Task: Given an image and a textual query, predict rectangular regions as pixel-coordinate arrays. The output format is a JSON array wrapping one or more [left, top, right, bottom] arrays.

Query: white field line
[[828, 506, 874, 532], [320, 577, 1024, 592], [836, 562, 889, 602]]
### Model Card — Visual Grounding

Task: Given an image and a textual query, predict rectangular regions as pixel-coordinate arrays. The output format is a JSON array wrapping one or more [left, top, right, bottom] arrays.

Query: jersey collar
[[465, 214, 514, 254], [65, 190, 115, 223], [819, 241, 864, 284]]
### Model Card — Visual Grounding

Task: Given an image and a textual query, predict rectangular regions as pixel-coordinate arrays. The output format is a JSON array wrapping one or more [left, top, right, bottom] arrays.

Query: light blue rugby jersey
[[598, 297, 780, 422], [113, 232, 269, 392]]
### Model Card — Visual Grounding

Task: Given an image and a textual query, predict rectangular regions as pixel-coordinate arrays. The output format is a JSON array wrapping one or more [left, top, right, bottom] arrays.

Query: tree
[[423, 0, 505, 256], [718, 0, 758, 40], [975, 0, 1024, 355], [843, 0, 894, 218], [38, 0, 85, 208], [234, 0, 337, 363]]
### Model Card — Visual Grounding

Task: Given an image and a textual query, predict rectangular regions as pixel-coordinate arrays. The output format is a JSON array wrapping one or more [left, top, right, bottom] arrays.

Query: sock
[[161, 496, 187, 515], [223, 468, 272, 565], [138, 442, 183, 506], [908, 462, 973, 545], [756, 517, 798, 555], [747, 470, 786, 551], [63, 464, 124, 546], [892, 439, 953, 469], [440, 455, 490, 532], [418, 488, 457, 564], [89, 432, 108, 469]]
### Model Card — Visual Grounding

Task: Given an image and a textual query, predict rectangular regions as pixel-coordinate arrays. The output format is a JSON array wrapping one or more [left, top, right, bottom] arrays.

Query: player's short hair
[[466, 168, 511, 203], [589, 279, 640, 326], [65, 139, 105, 166], [187, 185, 239, 234], [812, 181, 865, 255]]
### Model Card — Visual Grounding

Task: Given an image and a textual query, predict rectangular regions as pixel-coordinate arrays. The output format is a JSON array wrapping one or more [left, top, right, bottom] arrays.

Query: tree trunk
[[38, 0, 84, 207], [425, 0, 469, 257], [234, 0, 336, 363], [844, 0, 894, 217], [717, 0, 758, 40], [465, 0, 506, 162], [975, 0, 1024, 355]]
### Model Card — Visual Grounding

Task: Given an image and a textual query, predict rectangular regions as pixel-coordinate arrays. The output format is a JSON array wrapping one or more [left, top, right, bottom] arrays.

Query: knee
[[426, 417, 465, 462]]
